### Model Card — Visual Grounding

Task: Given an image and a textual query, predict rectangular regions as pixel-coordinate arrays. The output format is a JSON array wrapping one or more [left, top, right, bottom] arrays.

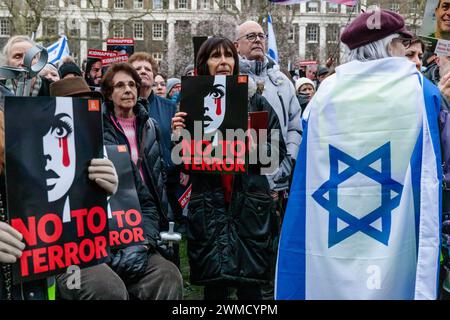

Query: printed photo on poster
[[420, 0, 450, 52], [178, 75, 248, 174], [105, 145, 146, 249], [107, 38, 135, 57], [4, 97, 109, 283]]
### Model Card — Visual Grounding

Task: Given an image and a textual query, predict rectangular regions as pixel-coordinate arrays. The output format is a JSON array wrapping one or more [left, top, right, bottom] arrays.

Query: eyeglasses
[[237, 32, 268, 42], [152, 81, 166, 87], [113, 81, 137, 91], [391, 37, 412, 49]]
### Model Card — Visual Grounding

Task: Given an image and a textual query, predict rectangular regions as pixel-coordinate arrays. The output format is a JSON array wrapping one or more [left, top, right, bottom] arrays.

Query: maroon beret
[[341, 9, 414, 50]]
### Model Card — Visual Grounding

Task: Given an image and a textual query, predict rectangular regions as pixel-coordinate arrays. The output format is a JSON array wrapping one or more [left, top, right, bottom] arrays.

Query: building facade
[[0, 0, 423, 76]]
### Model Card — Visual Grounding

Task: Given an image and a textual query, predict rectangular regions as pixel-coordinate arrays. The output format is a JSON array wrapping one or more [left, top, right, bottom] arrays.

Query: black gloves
[[110, 245, 149, 282]]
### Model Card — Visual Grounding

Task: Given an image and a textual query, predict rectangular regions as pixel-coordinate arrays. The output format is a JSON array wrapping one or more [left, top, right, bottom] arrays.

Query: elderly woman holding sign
[[100, 63, 183, 300], [172, 36, 288, 300]]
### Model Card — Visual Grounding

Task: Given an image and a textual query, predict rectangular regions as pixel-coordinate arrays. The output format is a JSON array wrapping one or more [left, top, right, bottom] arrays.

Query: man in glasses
[[235, 21, 301, 198]]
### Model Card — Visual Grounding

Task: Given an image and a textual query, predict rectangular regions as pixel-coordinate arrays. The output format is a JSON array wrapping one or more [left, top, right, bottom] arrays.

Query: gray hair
[[39, 63, 58, 77], [347, 34, 399, 62], [1, 35, 36, 65]]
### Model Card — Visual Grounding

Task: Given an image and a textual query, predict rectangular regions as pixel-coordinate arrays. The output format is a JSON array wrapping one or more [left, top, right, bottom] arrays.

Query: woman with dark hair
[[172, 36, 288, 300], [405, 38, 425, 71], [101, 62, 183, 300]]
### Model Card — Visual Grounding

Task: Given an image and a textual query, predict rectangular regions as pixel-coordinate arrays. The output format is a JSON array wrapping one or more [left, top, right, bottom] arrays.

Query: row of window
[[0, 17, 342, 43]]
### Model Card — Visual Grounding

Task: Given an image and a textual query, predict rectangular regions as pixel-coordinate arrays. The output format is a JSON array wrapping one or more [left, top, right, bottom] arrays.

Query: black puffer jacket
[[187, 93, 288, 285], [103, 101, 169, 229]]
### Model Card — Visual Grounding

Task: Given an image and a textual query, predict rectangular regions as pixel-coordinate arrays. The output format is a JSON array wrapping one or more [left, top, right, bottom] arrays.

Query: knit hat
[[295, 77, 316, 92], [59, 62, 83, 79], [183, 64, 195, 76], [166, 78, 181, 96], [317, 66, 329, 77], [341, 9, 413, 50]]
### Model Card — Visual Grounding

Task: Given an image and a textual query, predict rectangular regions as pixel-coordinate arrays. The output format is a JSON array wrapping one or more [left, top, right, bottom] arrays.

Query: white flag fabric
[[275, 57, 442, 300], [267, 14, 279, 64], [47, 36, 70, 65]]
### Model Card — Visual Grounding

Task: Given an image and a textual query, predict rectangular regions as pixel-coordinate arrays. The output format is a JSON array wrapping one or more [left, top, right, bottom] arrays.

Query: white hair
[[39, 63, 58, 77], [347, 34, 399, 62], [1, 35, 36, 65]]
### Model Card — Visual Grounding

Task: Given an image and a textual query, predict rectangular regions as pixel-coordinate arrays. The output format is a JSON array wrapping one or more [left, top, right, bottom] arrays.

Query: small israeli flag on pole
[[267, 14, 279, 64], [47, 36, 70, 65]]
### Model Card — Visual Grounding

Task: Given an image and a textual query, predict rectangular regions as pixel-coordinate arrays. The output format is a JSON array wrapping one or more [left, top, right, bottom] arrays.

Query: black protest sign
[[105, 145, 146, 249], [193, 36, 208, 69], [179, 75, 248, 174], [5, 97, 109, 284]]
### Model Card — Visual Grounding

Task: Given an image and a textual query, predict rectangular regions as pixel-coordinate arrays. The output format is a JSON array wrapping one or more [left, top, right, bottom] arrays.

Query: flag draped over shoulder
[[275, 58, 442, 300], [47, 36, 70, 65], [269, 0, 357, 6]]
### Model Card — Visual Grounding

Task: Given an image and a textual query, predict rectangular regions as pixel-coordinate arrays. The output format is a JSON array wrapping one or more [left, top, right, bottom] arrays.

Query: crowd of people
[[0, 7, 449, 300]]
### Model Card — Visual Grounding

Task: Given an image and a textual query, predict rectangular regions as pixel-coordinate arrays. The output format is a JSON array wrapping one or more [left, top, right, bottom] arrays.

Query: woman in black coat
[[172, 36, 288, 300]]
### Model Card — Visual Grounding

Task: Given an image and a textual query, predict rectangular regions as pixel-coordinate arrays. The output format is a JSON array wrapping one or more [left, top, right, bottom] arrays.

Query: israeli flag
[[267, 14, 279, 64], [47, 36, 70, 65], [275, 58, 442, 300]]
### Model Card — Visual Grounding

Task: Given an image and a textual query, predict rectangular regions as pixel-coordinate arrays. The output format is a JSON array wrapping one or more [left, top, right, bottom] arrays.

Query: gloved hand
[[0, 221, 25, 264], [89, 158, 118, 196], [110, 245, 149, 281]]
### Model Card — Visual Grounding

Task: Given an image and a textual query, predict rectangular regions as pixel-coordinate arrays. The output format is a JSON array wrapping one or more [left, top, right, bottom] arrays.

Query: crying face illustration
[[203, 75, 226, 134], [43, 98, 76, 202]]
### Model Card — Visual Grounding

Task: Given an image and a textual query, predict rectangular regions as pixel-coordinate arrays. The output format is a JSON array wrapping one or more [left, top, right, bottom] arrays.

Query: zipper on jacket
[[277, 92, 287, 127]]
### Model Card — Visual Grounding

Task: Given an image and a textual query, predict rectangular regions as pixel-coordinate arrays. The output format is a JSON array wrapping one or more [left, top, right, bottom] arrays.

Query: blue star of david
[[312, 142, 403, 248]]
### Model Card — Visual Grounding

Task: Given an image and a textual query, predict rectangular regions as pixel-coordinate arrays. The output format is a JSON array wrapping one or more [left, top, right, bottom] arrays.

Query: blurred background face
[[89, 61, 103, 85], [153, 74, 166, 97], [299, 84, 315, 101], [405, 42, 423, 71], [438, 55, 450, 78], [436, 1, 450, 34], [168, 83, 181, 98], [41, 69, 60, 82]]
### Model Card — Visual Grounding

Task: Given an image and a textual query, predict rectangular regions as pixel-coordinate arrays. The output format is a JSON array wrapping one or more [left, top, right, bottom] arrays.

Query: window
[[152, 52, 163, 64], [389, 3, 400, 13], [327, 3, 339, 13], [114, 0, 124, 9], [307, 1, 319, 13], [68, 0, 78, 5], [326, 24, 339, 43], [410, 1, 418, 14], [306, 24, 318, 43], [152, 23, 163, 40], [288, 25, 295, 43], [45, 20, 58, 36], [133, 21, 144, 40], [0, 18, 9, 36], [223, 0, 233, 10], [200, 0, 209, 9], [26, 19, 34, 35], [178, 0, 187, 9], [48, 0, 57, 6], [89, 21, 101, 38], [153, 0, 163, 9], [113, 23, 124, 38], [134, 0, 143, 8], [69, 27, 80, 37]]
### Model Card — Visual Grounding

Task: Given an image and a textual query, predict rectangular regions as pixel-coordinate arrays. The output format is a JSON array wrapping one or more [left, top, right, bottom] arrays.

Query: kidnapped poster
[[4, 97, 109, 284], [179, 75, 248, 174]]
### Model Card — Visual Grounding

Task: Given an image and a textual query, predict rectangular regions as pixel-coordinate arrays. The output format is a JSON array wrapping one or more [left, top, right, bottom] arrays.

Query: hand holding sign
[[0, 221, 25, 263], [88, 158, 118, 196]]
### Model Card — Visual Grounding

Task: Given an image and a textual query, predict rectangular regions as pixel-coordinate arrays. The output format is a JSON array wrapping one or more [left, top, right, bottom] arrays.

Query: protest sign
[[178, 75, 248, 174], [105, 145, 146, 249], [107, 38, 135, 57], [5, 97, 108, 283], [419, 0, 450, 53]]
